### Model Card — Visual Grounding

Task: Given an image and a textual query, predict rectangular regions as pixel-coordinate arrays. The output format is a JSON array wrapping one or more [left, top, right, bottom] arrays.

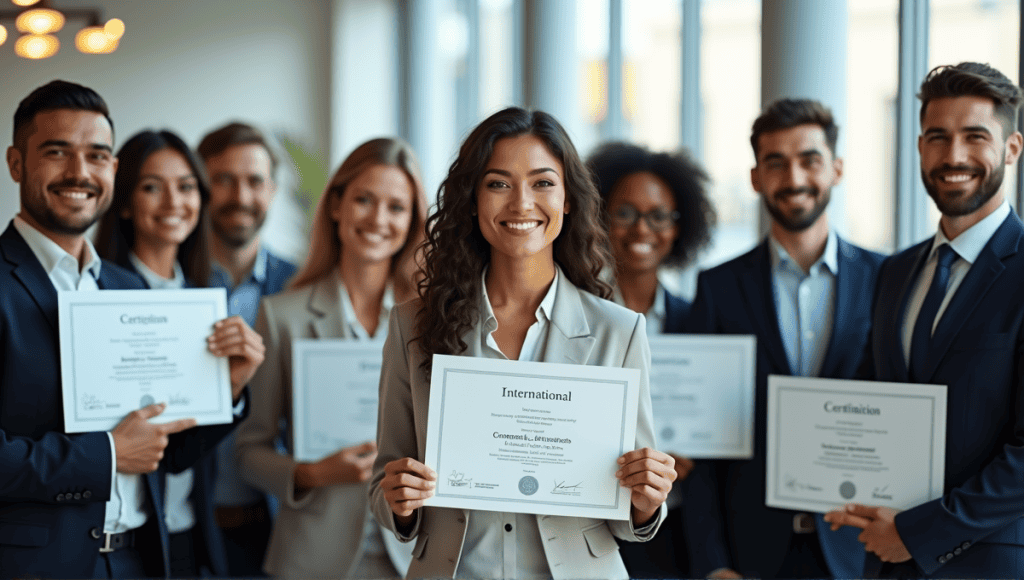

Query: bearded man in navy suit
[[0, 80, 263, 578], [825, 62, 1024, 579], [685, 98, 884, 579]]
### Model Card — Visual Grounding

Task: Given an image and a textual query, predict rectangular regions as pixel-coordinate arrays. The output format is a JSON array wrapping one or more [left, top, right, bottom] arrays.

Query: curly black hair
[[587, 142, 716, 268], [416, 107, 614, 376]]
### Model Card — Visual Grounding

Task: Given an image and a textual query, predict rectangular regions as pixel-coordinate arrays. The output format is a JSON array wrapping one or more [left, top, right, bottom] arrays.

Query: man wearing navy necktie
[[825, 62, 1024, 578]]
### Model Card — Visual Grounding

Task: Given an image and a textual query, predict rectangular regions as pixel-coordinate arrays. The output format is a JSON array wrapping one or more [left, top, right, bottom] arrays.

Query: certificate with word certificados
[[766, 375, 946, 513], [424, 354, 640, 519], [648, 335, 755, 458], [58, 289, 232, 433], [292, 339, 384, 461]]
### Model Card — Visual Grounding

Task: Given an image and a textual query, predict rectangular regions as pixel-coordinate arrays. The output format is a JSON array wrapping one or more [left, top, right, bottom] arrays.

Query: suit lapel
[[818, 239, 858, 378], [922, 213, 1021, 380], [541, 275, 596, 365], [1, 224, 59, 332], [882, 242, 930, 382], [308, 273, 345, 339], [738, 241, 792, 375]]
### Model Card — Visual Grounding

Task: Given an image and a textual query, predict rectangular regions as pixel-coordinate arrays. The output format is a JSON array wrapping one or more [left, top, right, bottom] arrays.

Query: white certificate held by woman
[[292, 339, 383, 461], [58, 288, 232, 433], [649, 334, 756, 458], [425, 354, 640, 520], [766, 375, 947, 513]]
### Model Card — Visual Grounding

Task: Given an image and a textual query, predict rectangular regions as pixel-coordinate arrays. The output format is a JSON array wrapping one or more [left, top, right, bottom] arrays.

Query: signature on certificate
[[551, 480, 583, 496], [448, 470, 472, 487]]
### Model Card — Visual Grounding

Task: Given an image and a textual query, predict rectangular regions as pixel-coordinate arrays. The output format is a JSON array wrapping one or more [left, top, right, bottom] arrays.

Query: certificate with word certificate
[[424, 354, 640, 519], [766, 375, 946, 513], [58, 289, 232, 433], [648, 335, 756, 458], [292, 339, 384, 461]]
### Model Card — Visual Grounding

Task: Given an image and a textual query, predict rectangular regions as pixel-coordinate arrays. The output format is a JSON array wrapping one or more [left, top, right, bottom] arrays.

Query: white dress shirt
[[769, 231, 839, 377], [901, 201, 1011, 364], [128, 253, 196, 535], [12, 217, 148, 534], [611, 282, 666, 336]]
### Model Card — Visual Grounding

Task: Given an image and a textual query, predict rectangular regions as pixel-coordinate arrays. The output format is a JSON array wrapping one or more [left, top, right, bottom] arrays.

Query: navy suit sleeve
[[681, 271, 733, 576], [163, 388, 250, 474]]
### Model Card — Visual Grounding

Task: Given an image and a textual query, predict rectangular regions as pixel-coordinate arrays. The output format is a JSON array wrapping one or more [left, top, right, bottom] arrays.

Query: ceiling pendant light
[[15, 32, 58, 59], [15, 7, 64, 35]]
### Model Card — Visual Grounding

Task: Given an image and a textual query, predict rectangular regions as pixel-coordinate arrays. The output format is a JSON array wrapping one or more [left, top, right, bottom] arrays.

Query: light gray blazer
[[370, 275, 665, 580], [235, 271, 413, 578]]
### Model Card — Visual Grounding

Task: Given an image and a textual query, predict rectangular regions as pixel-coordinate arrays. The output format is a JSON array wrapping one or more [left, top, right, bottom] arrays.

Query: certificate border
[[649, 338, 754, 457], [770, 385, 938, 509], [295, 342, 382, 460], [67, 300, 228, 424], [434, 368, 628, 511]]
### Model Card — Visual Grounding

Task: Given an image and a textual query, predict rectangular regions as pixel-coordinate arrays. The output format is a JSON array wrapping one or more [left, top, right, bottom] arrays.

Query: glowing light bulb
[[0, 26, 7, 47], [15, 8, 64, 35], [75, 26, 117, 54], [15, 34, 59, 59], [103, 18, 124, 40], [11, 0, 42, 6]]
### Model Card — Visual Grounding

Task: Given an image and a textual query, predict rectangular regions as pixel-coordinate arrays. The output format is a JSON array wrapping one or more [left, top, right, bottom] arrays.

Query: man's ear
[[831, 157, 844, 186], [1005, 131, 1023, 166], [750, 166, 761, 194], [6, 146, 23, 183]]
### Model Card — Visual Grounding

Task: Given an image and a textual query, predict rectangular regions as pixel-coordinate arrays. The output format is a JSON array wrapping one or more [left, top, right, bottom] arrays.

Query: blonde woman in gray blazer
[[236, 138, 428, 578], [370, 108, 677, 580]]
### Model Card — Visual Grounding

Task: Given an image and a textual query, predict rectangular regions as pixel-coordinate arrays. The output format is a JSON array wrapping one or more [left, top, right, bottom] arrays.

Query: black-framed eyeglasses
[[609, 205, 680, 232]]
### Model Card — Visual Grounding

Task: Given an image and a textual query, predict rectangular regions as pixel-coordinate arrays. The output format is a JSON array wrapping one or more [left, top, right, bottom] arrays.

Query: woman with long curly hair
[[235, 137, 427, 578], [370, 107, 676, 579], [588, 141, 717, 578]]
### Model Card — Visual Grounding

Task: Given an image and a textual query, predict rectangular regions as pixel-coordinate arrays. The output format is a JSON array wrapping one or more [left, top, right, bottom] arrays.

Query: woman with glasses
[[370, 108, 677, 579], [587, 141, 717, 579]]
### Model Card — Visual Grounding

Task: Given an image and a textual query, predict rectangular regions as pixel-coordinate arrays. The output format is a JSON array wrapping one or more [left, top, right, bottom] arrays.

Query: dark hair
[[95, 130, 211, 286], [587, 142, 716, 268], [197, 121, 280, 175], [416, 107, 613, 374], [13, 80, 113, 152], [918, 62, 1024, 136], [750, 98, 838, 159]]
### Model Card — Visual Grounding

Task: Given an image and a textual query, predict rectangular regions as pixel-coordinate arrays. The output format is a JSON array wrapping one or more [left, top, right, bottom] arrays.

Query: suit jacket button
[[83, 490, 91, 499], [945, 552, 954, 560], [953, 548, 962, 556], [55, 494, 64, 502], [73, 493, 82, 500], [961, 541, 970, 549], [937, 555, 946, 564], [90, 527, 102, 539], [457, 517, 465, 524]]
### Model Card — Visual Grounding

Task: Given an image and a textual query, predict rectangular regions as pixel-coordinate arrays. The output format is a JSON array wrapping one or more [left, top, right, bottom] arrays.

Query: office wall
[[0, 0, 335, 261]]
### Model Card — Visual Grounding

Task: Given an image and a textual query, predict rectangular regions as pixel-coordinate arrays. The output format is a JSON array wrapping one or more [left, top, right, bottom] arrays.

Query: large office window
[[623, 0, 683, 150], [578, 0, 611, 155], [699, 0, 761, 268], [845, 0, 900, 253], [478, 0, 518, 119]]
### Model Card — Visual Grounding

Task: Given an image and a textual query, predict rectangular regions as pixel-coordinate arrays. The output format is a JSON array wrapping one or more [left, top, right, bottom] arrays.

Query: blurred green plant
[[280, 134, 329, 231]]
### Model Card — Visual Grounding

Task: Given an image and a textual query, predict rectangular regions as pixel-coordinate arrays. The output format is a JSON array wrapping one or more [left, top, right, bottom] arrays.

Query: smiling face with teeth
[[919, 96, 1023, 221], [476, 134, 569, 267], [330, 163, 415, 267], [7, 109, 116, 241], [606, 171, 679, 276], [127, 148, 202, 251]]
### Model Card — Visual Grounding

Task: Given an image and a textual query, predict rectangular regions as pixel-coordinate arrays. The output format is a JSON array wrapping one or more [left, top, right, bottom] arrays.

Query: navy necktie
[[910, 244, 958, 381]]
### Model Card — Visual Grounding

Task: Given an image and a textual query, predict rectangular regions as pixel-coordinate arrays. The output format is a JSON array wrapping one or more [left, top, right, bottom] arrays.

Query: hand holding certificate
[[58, 289, 262, 433], [765, 375, 946, 515]]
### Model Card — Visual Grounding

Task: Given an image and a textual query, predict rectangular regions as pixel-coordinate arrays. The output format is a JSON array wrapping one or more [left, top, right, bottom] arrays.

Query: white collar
[[12, 215, 101, 280], [479, 265, 560, 330], [768, 229, 839, 275], [928, 201, 1011, 265], [129, 252, 185, 289]]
